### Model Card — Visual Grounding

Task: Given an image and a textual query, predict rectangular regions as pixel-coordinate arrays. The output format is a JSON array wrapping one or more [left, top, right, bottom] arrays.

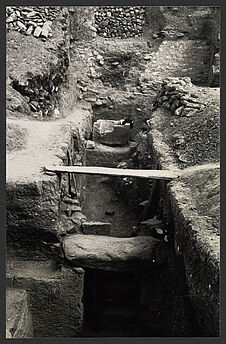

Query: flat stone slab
[[62, 234, 169, 271]]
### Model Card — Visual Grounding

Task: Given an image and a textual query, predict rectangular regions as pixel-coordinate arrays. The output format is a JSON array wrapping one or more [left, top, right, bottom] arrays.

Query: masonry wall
[[95, 6, 146, 38]]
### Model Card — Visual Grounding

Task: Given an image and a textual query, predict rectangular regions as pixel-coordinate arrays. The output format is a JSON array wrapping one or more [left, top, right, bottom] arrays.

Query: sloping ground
[[149, 79, 220, 234], [6, 10, 74, 120], [167, 177, 220, 336], [181, 168, 220, 234], [7, 107, 91, 182], [7, 31, 61, 85], [148, 78, 220, 335], [153, 87, 220, 168]]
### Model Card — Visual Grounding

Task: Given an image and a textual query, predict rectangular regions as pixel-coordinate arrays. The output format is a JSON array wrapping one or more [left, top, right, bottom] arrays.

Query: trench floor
[[83, 175, 140, 237]]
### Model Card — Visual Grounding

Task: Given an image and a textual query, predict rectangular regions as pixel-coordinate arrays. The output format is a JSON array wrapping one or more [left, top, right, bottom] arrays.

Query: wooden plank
[[44, 165, 179, 180]]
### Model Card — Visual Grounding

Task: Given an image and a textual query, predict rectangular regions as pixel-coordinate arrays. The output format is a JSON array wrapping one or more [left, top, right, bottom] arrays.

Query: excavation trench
[[58, 120, 201, 337], [6, 115, 203, 338], [6, 6, 220, 337]]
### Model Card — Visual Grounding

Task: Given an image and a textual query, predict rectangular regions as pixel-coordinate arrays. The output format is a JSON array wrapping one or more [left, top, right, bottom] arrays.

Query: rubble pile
[[154, 77, 206, 117], [95, 6, 146, 38], [6, 6, 62, 40]]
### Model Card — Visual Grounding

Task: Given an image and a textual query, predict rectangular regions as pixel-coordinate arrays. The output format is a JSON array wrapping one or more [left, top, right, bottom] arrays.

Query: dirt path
[[6, 106, 91, 183]]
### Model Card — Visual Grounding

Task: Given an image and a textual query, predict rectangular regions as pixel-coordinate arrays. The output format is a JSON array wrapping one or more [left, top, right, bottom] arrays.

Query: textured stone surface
[[6, 260, 84, 337], [6, 288, 34, 338], [67, 6, 96, 41], [62, 234, 169, 271], [144, 6, 218, 41], [6, 6, 59, 39], [93, 119, 130, 146], [82, 221, 111, 235], [139, 40, 211, 89], [7, 30, 69, 119], [95, 6, 146, 38]]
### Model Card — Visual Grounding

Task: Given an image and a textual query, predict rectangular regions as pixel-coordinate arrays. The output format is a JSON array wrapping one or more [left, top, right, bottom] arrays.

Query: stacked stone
[[6, 6, 61, 40], [95, 6, 146, 38], [13, 54, 69, 118], [59, 195, 111, 236], [155, 77, 206, 117]]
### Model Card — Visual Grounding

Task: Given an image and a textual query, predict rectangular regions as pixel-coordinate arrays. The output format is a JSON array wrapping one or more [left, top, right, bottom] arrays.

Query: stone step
[[62, 234, 169, 271], [93, 119, 130, 146], [6, 259, 84, 337], [86, 142, 131, 168], [6, 288, 34, 338], [81, 221, 111, 236]]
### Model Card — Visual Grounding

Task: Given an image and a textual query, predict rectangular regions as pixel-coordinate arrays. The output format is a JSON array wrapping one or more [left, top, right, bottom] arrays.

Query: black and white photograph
[[5, 3, 220, 339]]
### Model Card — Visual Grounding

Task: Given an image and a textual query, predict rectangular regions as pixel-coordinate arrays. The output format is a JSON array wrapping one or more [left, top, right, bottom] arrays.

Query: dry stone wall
[[95, 6, 146, 38], [154, 77, 206, 117], [6, 6, 63, 40]]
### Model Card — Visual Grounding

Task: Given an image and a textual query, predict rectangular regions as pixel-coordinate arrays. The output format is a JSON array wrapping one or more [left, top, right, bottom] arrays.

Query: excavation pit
[[6, 5, 220, 339]]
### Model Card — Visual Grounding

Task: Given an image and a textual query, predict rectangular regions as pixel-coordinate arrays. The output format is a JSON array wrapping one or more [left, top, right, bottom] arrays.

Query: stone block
[[93, 119, 130, 146], [62, 234, 169, 271], [6, 288, 34, 338], [33, 26, 42, 38], [81, 221, 111, 235], [85, 140, 95, 149], [6, 260, 84, 337]]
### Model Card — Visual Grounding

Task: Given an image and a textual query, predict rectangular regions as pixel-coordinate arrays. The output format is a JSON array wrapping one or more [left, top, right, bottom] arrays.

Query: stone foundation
[[7, 260, 84, 337], [6, 288, 34, 338]]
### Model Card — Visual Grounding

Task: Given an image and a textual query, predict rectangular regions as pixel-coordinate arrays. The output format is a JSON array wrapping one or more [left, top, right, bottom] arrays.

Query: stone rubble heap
[[154, 77, 206, 117], [95, 6, 146, 38], [6, 6, 61, 40]]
